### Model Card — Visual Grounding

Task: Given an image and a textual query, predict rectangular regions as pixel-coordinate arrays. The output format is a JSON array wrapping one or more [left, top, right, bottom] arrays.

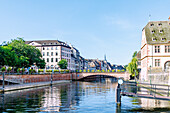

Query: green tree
[[126, 51, 138, 79], [58, 59, 68, 69], [8, 37, 46, 68], [0, 46, 18, 67]]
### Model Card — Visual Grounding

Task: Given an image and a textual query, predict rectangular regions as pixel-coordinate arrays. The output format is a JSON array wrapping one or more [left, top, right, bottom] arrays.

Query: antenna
[[149, 14, 151, 22]]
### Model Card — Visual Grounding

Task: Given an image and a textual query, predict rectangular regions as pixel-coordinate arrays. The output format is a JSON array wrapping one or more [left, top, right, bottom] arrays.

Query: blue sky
[[0, 0, 170, 65]]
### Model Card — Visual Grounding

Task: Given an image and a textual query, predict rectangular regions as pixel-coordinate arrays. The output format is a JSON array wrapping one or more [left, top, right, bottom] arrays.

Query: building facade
[[141, 20, 170, 81], [26, 40, 72, 70]]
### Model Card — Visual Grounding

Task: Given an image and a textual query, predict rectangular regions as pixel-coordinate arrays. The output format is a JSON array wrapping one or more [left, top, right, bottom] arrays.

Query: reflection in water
[[41, 86, 61, 112], [0, 77, 170, 112]]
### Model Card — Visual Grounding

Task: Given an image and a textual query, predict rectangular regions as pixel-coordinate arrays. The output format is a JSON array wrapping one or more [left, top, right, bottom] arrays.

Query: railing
[[0, 69, 126, 75], [121, 81, 170, 100]]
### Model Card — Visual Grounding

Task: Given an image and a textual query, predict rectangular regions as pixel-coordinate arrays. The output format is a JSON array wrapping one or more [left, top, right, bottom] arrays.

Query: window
[[43, 43, 46, 45], [47, 58, 49, 62], [158, 23, 162, 26], [51, 43, 53, 45], [51, 58, 53, 62], [155, 59, 160, 67], [165, 45, 170, 53], [51, 52, 53, 56], [47, 52, 49, 56], [151, 30, 155, 34], [43, 47, 45, 50], [162, 38, 166, 41], [47, 47, 49, 50], [160, 30, 163, 33], [51, 47, 53, 50], [56, 58, 58, 62], [155, 46, 160, 53], [56, 52, 58, 56], [152, 37, 157, 41], [43, 52, 45, 56], [150, 23, 154, 26]]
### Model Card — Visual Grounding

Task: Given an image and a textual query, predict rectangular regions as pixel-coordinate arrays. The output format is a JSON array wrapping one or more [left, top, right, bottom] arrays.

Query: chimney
[[168, 16, 170, 21]]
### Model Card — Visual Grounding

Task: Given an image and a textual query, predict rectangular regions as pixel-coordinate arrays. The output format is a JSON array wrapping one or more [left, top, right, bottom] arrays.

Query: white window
[[151, 30, 155, 34], [160, 30, 163, 33], [150, 24, 154, 26], [152, 37, 157, 41], [162, 38, 166, 41], [158, 23, 162, 26]]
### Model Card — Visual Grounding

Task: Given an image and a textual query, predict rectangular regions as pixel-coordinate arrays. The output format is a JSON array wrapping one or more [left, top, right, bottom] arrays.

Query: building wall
[[141, 28, 170, 81]]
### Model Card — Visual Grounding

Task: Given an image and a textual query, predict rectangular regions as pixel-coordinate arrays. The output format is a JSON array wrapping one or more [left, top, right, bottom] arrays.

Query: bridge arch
[[76, 72, 129, 80]]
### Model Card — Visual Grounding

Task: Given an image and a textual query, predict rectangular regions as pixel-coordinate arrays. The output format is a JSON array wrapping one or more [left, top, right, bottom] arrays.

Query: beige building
[[141, 19, 170, 81], [26, 40, 72, 70]]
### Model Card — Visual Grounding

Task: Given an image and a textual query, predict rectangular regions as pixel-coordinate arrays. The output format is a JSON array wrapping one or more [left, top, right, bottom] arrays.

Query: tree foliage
[[0, 37, 46, 69], [126, 51, 138, 77], [58, 59, 68, 69]]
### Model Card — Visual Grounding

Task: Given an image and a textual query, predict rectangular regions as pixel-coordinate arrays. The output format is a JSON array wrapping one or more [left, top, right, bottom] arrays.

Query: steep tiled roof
[[144, 21, 170, 44]]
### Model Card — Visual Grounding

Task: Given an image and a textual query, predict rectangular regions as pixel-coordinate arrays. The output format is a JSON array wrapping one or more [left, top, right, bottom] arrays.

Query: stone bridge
[[76, 72, 130, 80]]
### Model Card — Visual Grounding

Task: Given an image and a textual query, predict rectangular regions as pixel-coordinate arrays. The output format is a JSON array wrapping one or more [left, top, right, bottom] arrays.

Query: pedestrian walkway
[[0, 80, 71, 92]]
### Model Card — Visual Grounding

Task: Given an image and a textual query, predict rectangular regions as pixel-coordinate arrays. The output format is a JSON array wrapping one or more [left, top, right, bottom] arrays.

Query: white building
[[141, 19, 170, 81], [26, 40, 72, 70]]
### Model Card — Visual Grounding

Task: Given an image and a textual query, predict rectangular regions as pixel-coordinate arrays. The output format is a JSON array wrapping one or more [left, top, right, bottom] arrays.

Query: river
[[0, 77, 170, 112]]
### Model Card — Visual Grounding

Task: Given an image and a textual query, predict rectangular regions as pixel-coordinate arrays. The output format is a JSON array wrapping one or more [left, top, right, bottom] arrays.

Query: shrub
[[112, 70, 115, 72], [97, 70, 101, 72], [38, 69, 44, 72], [66, 70, 69, 73], [17, 68, 21, 73], [46, 70, 52, 72], [92, 70, 95, 72], [33, 69, 36, 73], [79, 70, 82, 72], [7, 67, 12, 73], [22, 68, 25, 73], [122, 69, 125, 72], [88, 69, 90, 72], [83, 69, 86, 72], [54, 70, 59, 72], [29, 69, 32, 74], [76, 70, 79, 72], [102, 69, 105, 72], [107, 70, 110, 72], [117, 69, 121, 72], [1, 67, 6, 72], [60, 70, 65, 73]]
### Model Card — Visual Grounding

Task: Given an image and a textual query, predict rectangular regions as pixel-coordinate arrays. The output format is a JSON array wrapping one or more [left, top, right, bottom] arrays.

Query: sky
[[0, 0, 170, 65]]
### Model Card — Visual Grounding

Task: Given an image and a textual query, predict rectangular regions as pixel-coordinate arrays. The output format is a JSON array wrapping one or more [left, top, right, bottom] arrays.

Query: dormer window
[[162, 38, 166, 41], [158, 23, 162, 26], [150, 23, 154, 26], [32, 43, 34, 45], [51, 43, 53, 45], [151, 30, 155, 34], [152, 37, 157, 41], [43, 43, 46, 45], [160, 30, 163, 33]]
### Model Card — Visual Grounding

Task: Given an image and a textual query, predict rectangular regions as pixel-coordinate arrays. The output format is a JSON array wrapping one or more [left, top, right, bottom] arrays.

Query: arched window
[[165, 61, 170, 72]]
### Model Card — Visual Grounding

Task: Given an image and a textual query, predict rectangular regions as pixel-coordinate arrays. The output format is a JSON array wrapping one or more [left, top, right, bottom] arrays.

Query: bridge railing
[[76, 69, 125, 73]]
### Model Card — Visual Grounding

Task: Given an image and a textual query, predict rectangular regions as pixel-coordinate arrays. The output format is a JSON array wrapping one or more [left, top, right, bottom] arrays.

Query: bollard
[[2, 72, 5, 92], [116, 83, 121, 106], [116, 79, 123, 106], [51, 73, 53, 85]]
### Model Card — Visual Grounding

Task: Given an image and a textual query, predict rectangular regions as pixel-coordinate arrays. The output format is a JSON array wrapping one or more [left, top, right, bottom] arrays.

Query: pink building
[[141, 19, 170, 81]]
